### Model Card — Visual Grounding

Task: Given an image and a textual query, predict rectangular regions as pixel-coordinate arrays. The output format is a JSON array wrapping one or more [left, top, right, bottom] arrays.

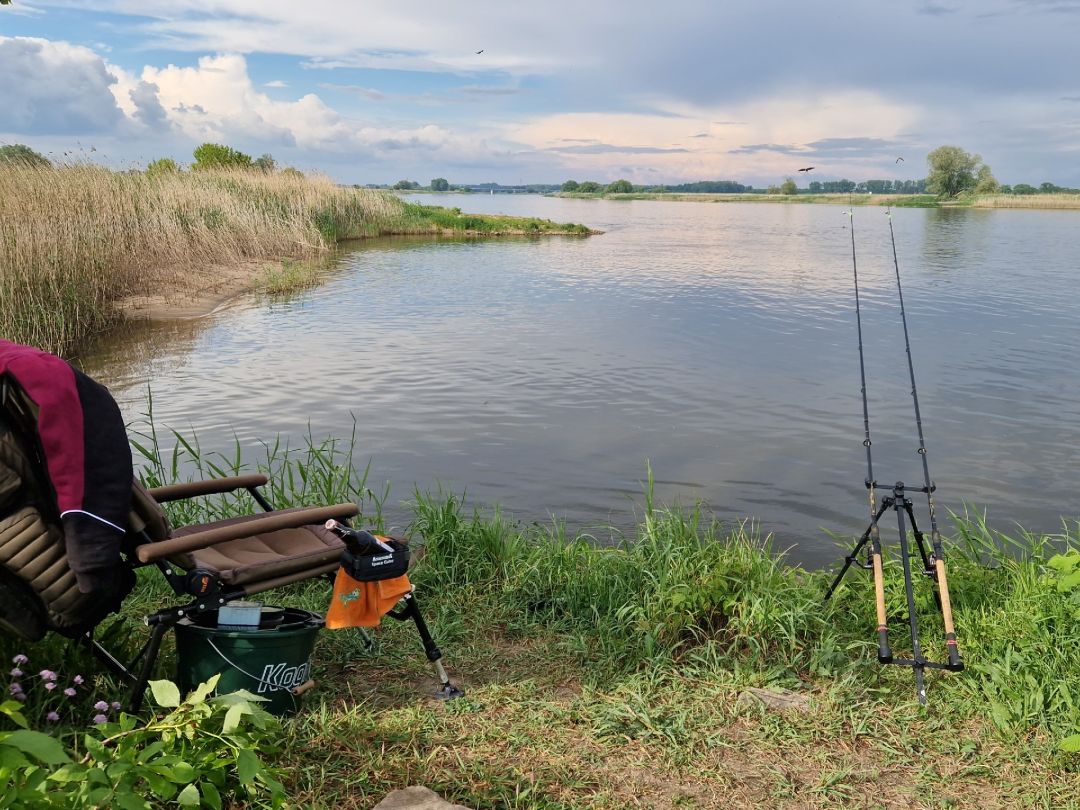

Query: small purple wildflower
[[9, 682, 23, 696], [12, 654, 27, 665], [92, 714, 108, 725], [44, 682, 57, 691], [10, 668, 22, 678], [63, 687, 77, 697], [46, 711, 60, 723], [73, 675, 84, 685], [38, 670, 57, 682], [93, 700, 109, 712], [110, 702, 122, 712], [13, 693, 26, 702]]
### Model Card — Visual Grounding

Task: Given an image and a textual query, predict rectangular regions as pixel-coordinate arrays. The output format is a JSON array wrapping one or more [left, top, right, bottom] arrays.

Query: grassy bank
[[5, 426, 1079, 808], [0, 166, 592, 356]]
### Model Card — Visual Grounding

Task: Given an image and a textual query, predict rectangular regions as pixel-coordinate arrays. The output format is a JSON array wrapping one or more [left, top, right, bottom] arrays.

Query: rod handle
[[872, 550, 892, 663], [934, 558, 963, 671]]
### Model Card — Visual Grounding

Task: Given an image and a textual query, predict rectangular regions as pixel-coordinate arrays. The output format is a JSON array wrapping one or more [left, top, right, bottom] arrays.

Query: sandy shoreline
[[116, 259, 274, 320]]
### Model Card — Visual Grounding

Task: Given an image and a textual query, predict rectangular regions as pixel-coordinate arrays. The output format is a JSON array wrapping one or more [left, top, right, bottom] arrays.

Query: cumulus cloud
[[0, 37, 125, 134], [130, 81, 170, 131]]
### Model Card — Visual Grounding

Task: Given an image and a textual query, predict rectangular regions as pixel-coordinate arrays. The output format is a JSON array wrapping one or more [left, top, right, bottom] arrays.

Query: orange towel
[[326, 568, 412, 629]]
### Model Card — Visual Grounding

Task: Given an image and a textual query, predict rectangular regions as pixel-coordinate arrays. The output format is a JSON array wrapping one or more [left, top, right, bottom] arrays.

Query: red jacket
[[0, 340, 133, 595]]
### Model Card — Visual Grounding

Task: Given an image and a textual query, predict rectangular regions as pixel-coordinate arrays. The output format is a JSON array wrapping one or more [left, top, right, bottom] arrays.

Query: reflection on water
[[81, 197, 1080, 566]]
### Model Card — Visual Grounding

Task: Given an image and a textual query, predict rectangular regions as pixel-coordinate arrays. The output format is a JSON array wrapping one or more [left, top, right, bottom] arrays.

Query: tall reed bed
[[973, 193, 1080, 209], [0, 166, 588, 356]]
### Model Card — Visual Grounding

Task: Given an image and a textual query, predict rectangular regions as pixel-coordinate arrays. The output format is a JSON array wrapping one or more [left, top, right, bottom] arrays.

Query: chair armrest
[[147, 474, 270, 503], [135, 502, 359, 563]]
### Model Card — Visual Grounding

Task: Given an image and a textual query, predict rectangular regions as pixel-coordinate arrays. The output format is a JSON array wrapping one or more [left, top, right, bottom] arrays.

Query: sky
[[1, 1, 1079, 186]]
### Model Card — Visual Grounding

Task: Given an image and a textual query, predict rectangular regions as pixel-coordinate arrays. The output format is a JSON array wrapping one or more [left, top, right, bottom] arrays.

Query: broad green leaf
[[3, 730, 70, 765], [149, 680, 182, 708], [1059, 734, 1080, 752], [172, 761, 196, 782], [47, 763, 86, 783], [0, 700, 28, 729], [188, 675, 221, 705], [223, 702, 250, 733], [202, 781, 222, 810], [83, 734, 107, 762], [115, 791, 151, 810], [236, 748, 259, 784], [177, 784, 200, 807], [0, 742, 29, 769]]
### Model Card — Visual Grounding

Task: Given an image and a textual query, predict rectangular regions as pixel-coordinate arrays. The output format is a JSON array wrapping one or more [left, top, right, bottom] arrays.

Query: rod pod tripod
[[824, 480, 964, 704], [824, 208, 964, 705]]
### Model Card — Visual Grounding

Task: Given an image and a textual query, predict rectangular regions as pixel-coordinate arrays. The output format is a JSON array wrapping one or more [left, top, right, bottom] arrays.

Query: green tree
[[146, 157, 179, 176], [779, 177, 797, 195], [392, 179, 420, 190], [254, 153, 276, 172], [606, 179, 633, 193], [974, 164, 999, 194], [192, 143, 253, 170], [1012, 183, 1037, 195], [0, 144, 50, 168], [578, 181, 601, 193], [808, 180, 822, 193], [561, 179, 580, 192], [430, 177, 450, 191], [926, 145, 991, 198]]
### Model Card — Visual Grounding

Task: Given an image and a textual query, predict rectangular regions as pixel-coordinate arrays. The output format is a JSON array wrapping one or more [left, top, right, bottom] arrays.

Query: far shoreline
[[551, 191, 1080, 210]]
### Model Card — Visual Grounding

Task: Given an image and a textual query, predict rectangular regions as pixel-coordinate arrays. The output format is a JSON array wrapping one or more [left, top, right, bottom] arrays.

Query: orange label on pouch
[[325, 568, 412, 629]]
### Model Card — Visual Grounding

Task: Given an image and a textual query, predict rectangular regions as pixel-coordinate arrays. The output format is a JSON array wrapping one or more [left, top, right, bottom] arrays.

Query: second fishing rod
[[825, 207, 964, 705]]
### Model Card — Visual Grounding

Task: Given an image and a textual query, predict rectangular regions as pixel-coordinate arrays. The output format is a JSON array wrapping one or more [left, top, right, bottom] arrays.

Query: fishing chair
[[0, 371, 461, 712]]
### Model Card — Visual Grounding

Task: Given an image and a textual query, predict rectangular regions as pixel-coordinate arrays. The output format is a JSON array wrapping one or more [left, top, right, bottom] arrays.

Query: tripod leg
[[903, 502, 942, 611], [895, 505, 927, 704], [824, 499, 891, 602], [396, 592, 464, 700]]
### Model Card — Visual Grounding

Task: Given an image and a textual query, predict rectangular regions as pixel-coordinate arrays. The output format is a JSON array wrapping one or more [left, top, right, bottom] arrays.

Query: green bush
[[0, 676, 284, 809], [0, 145, 50, 168], [192, 143, 253, 171], [146, 158, 179, 177]]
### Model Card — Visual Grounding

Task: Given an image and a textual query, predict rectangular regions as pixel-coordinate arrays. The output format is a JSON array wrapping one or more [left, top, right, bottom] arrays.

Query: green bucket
[[174, 607, 324, 716]]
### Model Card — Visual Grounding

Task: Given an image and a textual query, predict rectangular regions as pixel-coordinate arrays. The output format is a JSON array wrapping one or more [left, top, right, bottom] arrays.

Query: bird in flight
[[895, 156, 904, 163], [797, 166, 815, 173], [476, 49, 484, 54]]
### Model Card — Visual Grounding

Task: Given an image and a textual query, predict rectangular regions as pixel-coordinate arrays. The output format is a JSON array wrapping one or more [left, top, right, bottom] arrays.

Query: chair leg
[[127, 620, 171, 713], [81, 633, 136, 684], [393, 592, 464, 700]]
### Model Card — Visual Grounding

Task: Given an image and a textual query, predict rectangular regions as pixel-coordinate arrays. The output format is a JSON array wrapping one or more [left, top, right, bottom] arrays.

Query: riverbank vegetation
[[4, 424, 1079, 807], [0, 154, 592, 357]]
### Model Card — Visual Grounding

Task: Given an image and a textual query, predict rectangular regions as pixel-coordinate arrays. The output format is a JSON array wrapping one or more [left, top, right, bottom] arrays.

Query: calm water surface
[[81, 196, 1080, 566]]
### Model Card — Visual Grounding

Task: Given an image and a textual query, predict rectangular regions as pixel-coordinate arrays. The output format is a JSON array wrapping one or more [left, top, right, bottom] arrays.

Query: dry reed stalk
[[0, 165, 412, 354]]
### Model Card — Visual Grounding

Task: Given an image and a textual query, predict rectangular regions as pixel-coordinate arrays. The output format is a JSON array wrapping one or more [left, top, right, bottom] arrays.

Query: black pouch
[[341, 539, 410, 582]]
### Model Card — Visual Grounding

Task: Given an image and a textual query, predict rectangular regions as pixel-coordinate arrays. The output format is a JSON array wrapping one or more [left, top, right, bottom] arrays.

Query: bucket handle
[[206, 638, 300, 709]]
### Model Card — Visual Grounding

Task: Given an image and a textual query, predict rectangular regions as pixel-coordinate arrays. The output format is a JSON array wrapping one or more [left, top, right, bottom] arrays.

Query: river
[[81, 195, 1080, 566]]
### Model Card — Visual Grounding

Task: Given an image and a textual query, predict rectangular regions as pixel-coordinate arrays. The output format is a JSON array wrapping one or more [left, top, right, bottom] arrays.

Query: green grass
[[3, 425, 1080, 807]]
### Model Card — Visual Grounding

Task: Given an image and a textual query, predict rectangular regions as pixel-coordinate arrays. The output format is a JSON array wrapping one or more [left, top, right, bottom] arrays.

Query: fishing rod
[[824, 208, 964, 704]]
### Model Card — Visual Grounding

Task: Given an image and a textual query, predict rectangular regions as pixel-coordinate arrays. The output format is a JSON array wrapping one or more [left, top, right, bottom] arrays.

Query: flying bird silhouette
[[476, 49, 484, 54], [797, 166, 815, 172], [895, 156, 904, 163]]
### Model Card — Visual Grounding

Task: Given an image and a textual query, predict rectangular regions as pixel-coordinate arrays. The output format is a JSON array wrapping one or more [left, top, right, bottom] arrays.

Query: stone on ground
[[372, 786, 473, 810]]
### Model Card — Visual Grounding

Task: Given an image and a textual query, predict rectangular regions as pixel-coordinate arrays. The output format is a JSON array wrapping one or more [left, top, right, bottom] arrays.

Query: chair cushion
[[170, 510, 345, 586]]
